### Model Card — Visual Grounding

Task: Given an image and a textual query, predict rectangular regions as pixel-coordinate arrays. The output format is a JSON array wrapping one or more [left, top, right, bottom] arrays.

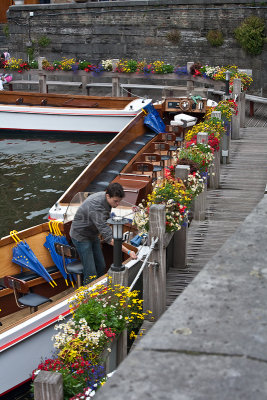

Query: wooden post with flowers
[[38, 73, 47, 94], [209, 111, 221, 187], [112, 76, 120, 97], [143, 204, 166, 321], [240, 91, 246, 128], [81, 72, 88, 96], [193, 132, 208, 221], [34, 370, 63, 400], [108, 264, 129, 366], [231, 78, 242, 140], [173, 165, 190, 268], [186, 62, 194, 94]]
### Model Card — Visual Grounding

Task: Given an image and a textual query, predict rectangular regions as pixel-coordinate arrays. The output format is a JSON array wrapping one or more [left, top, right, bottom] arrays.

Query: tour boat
[[0, 91, 152, 134], [0, 95, 208, 396]]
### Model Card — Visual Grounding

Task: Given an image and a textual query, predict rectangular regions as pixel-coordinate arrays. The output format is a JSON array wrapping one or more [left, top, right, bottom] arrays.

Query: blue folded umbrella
[[11, 230, 56, 287], [43, 222, 76, 286]]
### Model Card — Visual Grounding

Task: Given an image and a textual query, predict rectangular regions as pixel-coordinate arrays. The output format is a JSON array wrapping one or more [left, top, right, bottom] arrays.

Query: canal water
[[0, 132, 113, 239]]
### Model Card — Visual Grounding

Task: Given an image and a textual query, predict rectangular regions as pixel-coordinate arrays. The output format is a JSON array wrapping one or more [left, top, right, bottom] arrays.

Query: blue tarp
[[143, 103, 166, 134]]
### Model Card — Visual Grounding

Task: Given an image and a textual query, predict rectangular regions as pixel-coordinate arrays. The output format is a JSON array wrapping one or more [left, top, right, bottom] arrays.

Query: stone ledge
[[95, 195, 267, 399], [10, 0, 266, 10]]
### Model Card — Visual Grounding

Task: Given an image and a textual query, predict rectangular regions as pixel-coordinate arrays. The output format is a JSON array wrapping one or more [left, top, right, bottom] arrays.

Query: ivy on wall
[[234, 16, 266, 56], [206, 30, 224, 47]]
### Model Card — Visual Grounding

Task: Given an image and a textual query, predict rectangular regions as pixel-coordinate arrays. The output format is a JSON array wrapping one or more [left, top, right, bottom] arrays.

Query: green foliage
[[38, 36, 51, 48], [26, 45, 35, 63], [29, 60, 38, 69], [234, 15, 266, 55], [166, 29, 181, 44], [206, 30, 224, 47], [73, 298, 126, 333]]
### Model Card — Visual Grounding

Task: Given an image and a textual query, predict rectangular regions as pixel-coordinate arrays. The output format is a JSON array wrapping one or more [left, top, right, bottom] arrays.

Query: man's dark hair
[[106, 182, 125, 198]]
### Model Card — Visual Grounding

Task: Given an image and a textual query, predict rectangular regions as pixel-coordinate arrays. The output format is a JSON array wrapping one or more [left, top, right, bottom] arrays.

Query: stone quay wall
[[6, 0, 267, 95]]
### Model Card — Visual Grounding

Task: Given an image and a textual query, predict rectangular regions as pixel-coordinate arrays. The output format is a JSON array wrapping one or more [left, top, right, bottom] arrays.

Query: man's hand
[[128, 250, 137, 259]]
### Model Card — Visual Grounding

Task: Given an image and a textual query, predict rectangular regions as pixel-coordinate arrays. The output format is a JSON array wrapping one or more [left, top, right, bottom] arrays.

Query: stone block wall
[[6, 0, 267, 94]]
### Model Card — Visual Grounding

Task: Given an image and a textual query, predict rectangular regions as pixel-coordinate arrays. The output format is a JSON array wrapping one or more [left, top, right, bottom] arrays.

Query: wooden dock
[[166, 104, 267, 307]]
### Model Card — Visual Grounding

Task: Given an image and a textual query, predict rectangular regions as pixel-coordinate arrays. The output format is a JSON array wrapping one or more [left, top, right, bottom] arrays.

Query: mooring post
[[108, 267, 129, 366], [197, 131, 208, 145], [186, 61, 194, 94], [38, 73, 47, 94], [81, 72, 87, 96], [143, 204, 166, 321], [173, 165, 190, 268], [34, 370, 63, 400], [231, 78, 242, 140], [209, 111, 221, 185], [192, 132, 208, 221], [37, 57, 45, 71], [239, 91, 246, 128], [112, 76, 120, 97]]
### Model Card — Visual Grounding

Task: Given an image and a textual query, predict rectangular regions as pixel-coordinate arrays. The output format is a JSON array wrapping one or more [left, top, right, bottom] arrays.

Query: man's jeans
[[71, 237, 106, 285]]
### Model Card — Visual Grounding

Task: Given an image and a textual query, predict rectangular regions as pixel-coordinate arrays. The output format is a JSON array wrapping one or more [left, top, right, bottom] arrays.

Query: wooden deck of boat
[[166, 103, 267, 307], [0, 287, 74, 334]]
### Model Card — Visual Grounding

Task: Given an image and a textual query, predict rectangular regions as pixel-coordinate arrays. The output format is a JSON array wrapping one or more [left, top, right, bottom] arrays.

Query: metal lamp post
[[107, 216, 128, 272], [225, 70, 231, 96]]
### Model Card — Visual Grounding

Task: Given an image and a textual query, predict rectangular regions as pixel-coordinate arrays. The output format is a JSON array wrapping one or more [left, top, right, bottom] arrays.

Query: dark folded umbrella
[[11, 230, 56, 287]]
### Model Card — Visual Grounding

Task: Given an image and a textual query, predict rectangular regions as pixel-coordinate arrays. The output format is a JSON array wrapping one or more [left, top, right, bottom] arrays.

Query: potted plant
[[133, 179, 192, 234], [32, 281, 149, 398]]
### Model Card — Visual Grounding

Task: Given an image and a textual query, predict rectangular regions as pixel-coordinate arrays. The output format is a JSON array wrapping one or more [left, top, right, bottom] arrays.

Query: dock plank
[[166, 120, 267, 306]]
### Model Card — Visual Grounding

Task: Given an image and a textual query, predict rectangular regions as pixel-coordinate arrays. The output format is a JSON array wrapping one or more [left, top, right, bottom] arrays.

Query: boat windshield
[[64, 192, 136, 225], [64, 192, 91, 223]]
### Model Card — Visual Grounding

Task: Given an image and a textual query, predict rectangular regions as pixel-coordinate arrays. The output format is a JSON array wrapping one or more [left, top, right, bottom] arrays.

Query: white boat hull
[[0, 277, 107, 395], [0, 98, 151, 133]]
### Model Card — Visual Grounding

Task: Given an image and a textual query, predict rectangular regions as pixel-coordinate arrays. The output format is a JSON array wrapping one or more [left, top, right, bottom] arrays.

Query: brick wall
[[6, 0, 267, 95]]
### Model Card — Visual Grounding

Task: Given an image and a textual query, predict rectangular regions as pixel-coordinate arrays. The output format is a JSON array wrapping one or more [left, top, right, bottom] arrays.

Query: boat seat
[[10, 265, 59, 282], [151, 143, 171, 167], [157, 132, 178, 153], [105, 168, 122, 175], [124, 148, 140, 155], [133, 140, 147, 146], [114, 159, 130, 166], [3, 276, 52, 314], [95, 181, 110, 190], [54, 242, 84, 288], [86, 131, 156, 193], [131, 161, 157, 181]]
